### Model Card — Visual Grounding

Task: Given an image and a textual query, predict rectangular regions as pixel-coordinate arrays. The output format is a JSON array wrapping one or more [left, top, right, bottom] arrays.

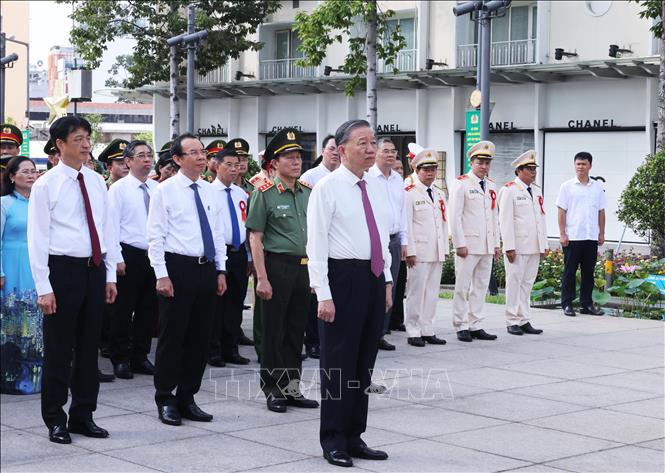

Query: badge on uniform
[[239, 201, 247, 221]]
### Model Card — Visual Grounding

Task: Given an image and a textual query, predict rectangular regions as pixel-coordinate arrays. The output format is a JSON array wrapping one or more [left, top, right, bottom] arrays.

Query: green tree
[[133, 131, 154, 148], [617, 151, 665, 257], [294, 0, 406, 128], [83, 113, 104, 146], [59, 0, 280, 90]]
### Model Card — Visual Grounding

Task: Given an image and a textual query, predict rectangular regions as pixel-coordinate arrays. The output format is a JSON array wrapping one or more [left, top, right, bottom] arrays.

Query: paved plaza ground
[[1, 299, 663, 473]]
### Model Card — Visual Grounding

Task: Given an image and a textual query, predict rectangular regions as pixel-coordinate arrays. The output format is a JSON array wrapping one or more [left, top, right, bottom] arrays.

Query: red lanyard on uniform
[[439, 199, 446, 222]]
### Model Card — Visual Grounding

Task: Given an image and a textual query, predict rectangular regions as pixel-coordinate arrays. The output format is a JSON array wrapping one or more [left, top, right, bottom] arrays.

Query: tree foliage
[[630, 0, 663, 38], [293, 0, 407, 96], [83, 113, 103, 146], [617, 151, 665, 257], [59, 0, 280, 89]]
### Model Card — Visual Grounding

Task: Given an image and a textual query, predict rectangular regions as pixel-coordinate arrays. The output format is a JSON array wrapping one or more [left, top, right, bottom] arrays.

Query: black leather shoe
[[98, 369, 115, 383], [243, 304, 251, 310], [48, 425, 71, 444], [208, 356, 226, 367], [286, 393, 319, 408], [306, 345, 320, 359], [266, 394, 287, 413], [323, 450, 353, 468], [422, 335, 446, 345], [407, 337, 426, 347], [113, 362, 133, 379], [178, 403, 213, 422], [300, 352, 308, 361], [470, 329, 497, 340], [521, 322, 543, 334], [100, 346, 111, 359], [131, 358, 155, 375], [238, 334, 255, 346], [378, 338, 396, 351], [68, 419, 109, 438], [224, 353, 250, 365], [365, 383, 387, 395], [349, 444, 388, 460], [507, 325, 524, 336], [158, 405, 182, 426], [563, 306, 576, 317], [580, 306, 605, 316], [456, 330, 473, 342], [396, 323, 406, 332]]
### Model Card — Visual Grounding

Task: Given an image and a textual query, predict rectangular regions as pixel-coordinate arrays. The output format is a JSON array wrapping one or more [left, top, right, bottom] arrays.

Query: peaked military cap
[[467, 140, 495, 160], [226, 138, 250, 156], [511, 150, 538, 168], [98, 139, 129, 164], [412, 147, 438, 168], [43, 138, 58, 155], [205, 139, 226, 157], [1, 124, 22, 147], [157, 141, 173, 159], [264, 128, 303, 162]]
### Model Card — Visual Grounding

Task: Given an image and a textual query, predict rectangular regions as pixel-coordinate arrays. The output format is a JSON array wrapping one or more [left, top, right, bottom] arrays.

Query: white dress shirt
[[107, 173, 157, 263], [555, 177, 607, 241], [368, 164, 408, 244], [300, 163, 333, 187], [210, 179, 248, 245], [147, 171, 227, 279], [306, 165, 393, 301], [27, 163, 117, 296]]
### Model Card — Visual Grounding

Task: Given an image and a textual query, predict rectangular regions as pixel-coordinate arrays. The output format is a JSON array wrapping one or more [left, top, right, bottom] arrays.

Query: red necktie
[[77, 173, 102, 267], [357, 180, 384, 278]]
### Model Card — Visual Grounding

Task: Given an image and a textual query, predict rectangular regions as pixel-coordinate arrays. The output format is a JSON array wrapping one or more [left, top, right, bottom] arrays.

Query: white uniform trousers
[[504, 253, 540, 326], [405, 261, 443, 338], [452, 254, 493, 331]]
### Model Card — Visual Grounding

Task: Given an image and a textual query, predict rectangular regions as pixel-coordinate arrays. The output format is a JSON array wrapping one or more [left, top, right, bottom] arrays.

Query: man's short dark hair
[[574, 151, 593, 164], [335, 119, 371, 147], [124, 140, 151, 158], [49, 116, 92, 153], [170, 133, 201, 158], [321, 134, 335, 150], [377, 137, 394, 148]]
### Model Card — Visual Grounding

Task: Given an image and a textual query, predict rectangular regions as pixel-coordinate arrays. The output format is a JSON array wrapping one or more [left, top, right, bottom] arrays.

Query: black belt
[[121, 242, 149, 256], [266, 252, 308, 266], [165, 252, 214, 265], [226, 244, 246, 253], [49, 254, 107, 267], [328, 258, 371, 268]]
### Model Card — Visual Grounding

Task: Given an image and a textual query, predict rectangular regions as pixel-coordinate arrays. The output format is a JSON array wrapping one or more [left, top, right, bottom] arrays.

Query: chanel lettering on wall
[[197, 124, 227, 137], [488, 122, 515, 131], [270, 125, 303, 133], [567, 119, 616, 129], [376, 124, 401, 133]]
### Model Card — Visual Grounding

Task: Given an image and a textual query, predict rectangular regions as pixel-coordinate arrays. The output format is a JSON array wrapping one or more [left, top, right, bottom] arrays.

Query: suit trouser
[[304, 294, 319, 350], [504, 253, 540, 326], [154, 253, 216, 408], [259, 253, 310, 397], [389, 262, 407, 329], [405, 261, 444, 338], [383, 233, 401, 333], [110, 243, 157, 365], [561, 240, 598, 308], [320, 259, 385, 453], [253, 281, 263, 360], [210, 246, 248, 359], [452, 254, 493, 331], [42, 256, 105, 428]]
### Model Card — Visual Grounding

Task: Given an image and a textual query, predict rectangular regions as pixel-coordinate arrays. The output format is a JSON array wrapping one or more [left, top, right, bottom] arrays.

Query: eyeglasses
[[132, 152, 154, 160], [181, 150, 207, 158]]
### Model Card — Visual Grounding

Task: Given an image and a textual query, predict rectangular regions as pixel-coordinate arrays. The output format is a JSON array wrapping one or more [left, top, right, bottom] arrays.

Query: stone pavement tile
[[566, 351, 664, 371], [446, 367, 561, 391], [0, 393, 40, 404], [502, 465, 571, 472], [372, 349, 474, 373], [98, 375, 155, 393], [0, 397, 133, 429], [644, 367, 664, 376], [4, 452, 160, 472], [581, 370, 664, 395], [23, 411, 210, 453], [509, 379, 657, 407], [105, 432, 309, 472], [432, 423, 620, 464], [550, 331, 663, 351], [198, 371, 264, 402], [489, 340, 599, 359], [604, 397, 665, 420], [545, 445, 665, 473], [624, 345, 665, 357], [228, 417, 414, 456], [239, 456, 378, 472], [636, 438, 664, 451], [431, 391, 587, 422], [353, 438, 529, 472], [203, 365, 256, 380], [366, 403, 506, 438], [525, 409, 665, 444], [500, 358, 626, 380], [0, 429, 89, 468], [99, 384, 217, 414], [380, 371, 492, 404]]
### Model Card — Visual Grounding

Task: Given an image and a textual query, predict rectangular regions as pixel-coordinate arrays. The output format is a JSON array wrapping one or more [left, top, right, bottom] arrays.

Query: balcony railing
[[457, 39, 536, 68], [259, 58, 318, 80], [196, 64, 230, 85], [378, 48, 417, 73]]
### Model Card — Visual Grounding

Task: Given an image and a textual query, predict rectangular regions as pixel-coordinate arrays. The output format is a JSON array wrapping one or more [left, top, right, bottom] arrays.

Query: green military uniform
[[245, 128, 312, 401]]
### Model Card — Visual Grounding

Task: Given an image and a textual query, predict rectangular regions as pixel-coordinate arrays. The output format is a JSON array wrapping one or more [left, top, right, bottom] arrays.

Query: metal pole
[[1, 30, 5, 124], [186, 4, 195, 133], [475, 19, 482, 89], [170, 45, 180, 139], [479, 10, 491, 140]]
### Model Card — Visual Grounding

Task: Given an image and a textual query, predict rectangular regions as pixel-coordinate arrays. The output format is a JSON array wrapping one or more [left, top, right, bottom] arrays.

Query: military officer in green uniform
[[203, 139, 226, 183], [98, 139, 129, 188], [246, 128, 318, 413]]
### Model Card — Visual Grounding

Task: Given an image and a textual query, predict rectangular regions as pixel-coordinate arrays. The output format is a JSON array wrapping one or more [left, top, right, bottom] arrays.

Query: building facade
[[146, 0, 660, 246]]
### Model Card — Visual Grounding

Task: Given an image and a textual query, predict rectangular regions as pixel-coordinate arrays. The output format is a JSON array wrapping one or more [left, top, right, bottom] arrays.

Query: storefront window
[[461, 132, 534, 186]]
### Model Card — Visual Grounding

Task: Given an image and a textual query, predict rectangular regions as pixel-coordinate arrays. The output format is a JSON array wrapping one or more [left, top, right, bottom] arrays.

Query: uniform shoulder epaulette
[[258, 181, 274, 192], [505, 181, 515, 187], [405, 184, 415, 191], [249, 173, 265, 186], [298, 179, 312, 189], [456, 175, 468, 180]]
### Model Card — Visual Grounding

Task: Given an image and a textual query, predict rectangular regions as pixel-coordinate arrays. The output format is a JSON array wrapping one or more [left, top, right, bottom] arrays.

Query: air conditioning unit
[[69, 69, 93, 101]]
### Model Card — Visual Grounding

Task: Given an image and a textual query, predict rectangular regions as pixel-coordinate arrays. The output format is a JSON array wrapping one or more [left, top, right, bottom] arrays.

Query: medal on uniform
[[489, 190, 497, 210], [239, 201, 247, 221], [439, 199, 446, 222], [538, 195, 545, 215]]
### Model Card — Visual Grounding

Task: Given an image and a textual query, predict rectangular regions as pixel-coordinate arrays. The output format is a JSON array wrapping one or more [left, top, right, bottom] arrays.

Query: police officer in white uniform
[[498, 151, 547, 336], [449, 140, 500, 342], [404, 146, 449, 346]]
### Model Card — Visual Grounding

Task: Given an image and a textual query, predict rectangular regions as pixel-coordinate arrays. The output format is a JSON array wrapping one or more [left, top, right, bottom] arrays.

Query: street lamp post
[[6, 36, 30, 125]]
